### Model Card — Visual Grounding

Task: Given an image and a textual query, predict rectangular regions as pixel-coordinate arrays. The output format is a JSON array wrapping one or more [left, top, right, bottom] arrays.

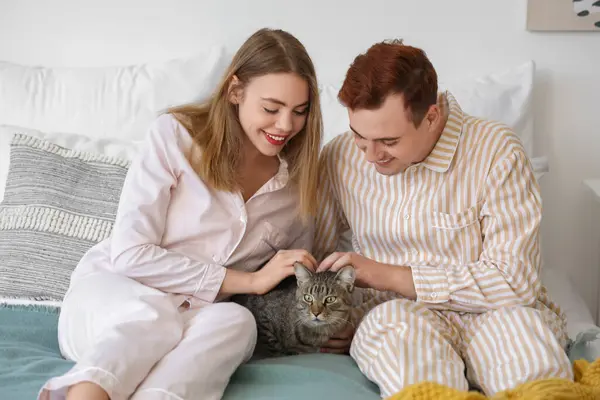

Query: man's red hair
[[338, 39, 438, 126]]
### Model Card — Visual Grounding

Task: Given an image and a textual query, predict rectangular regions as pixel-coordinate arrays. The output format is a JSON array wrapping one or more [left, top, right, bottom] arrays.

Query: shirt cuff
[[192, 264, 227, 303], [410, 265, 450, 304]]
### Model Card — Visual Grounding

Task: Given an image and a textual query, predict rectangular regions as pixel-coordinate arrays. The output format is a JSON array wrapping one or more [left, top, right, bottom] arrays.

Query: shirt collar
[[275, 154, 290, 184], [419, 91, 464, 173], [241, 154, 290, 202]]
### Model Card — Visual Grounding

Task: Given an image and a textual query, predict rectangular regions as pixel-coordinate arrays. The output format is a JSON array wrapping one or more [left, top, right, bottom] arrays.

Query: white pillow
[[443, 61, 535, 157], [0, 125, 141, 202], [319, 61, 535, 155], [0, 46, 228, 142]]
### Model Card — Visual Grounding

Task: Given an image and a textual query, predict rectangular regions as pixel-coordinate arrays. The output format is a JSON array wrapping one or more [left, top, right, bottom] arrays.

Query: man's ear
[[424, 104, 443, 131], [294, 262, 313, 286], [228, 75, 241, 104]]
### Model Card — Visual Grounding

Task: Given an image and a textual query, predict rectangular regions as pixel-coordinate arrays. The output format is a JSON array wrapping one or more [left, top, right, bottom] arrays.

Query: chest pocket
[[429, 205, 482, 265], [242, 221, 290, 270]]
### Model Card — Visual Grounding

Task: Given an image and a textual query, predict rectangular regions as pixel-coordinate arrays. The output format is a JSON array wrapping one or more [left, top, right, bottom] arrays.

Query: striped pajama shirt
[[314, 92, 573, 397]]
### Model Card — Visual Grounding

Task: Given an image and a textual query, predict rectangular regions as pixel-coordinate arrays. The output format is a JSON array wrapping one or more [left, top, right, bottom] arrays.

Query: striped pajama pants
[[350, 299, 573, 398]]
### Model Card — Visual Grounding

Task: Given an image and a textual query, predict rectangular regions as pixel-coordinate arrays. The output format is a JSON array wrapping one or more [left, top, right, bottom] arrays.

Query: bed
[[0, 267, 598, 400], [1, 40, 600, 400]]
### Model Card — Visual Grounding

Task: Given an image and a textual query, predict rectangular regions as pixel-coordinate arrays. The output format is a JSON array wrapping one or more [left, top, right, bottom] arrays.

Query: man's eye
[[263, 108, 278, 114], [383, 141, 398, 146]]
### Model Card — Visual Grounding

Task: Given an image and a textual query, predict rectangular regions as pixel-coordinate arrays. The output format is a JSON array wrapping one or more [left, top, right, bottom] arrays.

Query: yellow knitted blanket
[[385, 358, 600, 400]]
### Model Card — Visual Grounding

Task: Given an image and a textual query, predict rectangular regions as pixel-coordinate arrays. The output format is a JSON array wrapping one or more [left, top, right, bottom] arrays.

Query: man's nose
[[364, 142, 381, 162]]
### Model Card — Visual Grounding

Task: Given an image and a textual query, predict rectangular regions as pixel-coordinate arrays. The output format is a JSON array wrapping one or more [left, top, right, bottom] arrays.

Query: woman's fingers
[[303, 252, 318, 270], [280, 249, 317, 270]]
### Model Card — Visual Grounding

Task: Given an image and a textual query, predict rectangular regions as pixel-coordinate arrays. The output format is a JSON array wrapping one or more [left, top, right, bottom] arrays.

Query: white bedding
[[542, 266, 597, 340]]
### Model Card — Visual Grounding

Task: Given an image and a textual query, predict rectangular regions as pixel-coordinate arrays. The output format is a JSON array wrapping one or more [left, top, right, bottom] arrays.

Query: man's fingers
[[317, 252, 342, 272], [320, 338, 351, 354], [323, 338, 351, 349], [331, 331, 354, 341], [330, 254, 352, 272], [320, 347, 348, 354]]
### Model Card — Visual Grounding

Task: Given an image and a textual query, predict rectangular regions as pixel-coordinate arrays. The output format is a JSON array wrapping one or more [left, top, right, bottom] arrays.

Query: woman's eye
[[293, 108, 308, 116], [303, 294, 313, 302], [263, 107, 278, 114]]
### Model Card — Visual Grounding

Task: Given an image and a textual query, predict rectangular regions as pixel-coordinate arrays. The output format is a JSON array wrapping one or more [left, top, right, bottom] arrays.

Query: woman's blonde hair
[[168, 28, 322, 221]]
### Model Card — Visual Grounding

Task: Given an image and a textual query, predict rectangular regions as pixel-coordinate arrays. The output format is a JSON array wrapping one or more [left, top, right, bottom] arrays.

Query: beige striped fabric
[[314, 91, 572, 396]]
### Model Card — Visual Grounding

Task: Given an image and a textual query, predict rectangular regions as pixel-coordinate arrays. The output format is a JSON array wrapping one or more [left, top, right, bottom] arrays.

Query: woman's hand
[[251, 249, 317, 295]]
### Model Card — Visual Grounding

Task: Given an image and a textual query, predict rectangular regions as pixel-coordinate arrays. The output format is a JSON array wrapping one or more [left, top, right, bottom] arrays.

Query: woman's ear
[[228, 75, 241, 105]]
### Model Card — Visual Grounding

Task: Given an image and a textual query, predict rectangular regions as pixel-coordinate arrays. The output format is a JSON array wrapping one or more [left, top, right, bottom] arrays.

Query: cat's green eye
[[324, 296, 337, 304], [303, 294, 313, 303]]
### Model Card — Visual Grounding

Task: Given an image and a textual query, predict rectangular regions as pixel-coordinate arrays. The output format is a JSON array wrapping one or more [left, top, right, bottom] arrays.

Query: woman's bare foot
[[66, 382, 109, 400]]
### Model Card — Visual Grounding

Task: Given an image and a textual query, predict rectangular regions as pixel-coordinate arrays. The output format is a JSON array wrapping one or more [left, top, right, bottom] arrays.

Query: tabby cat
[[231, 262, 356, 359]]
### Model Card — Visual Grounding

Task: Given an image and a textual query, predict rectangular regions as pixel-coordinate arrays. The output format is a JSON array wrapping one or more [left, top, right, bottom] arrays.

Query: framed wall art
[[527, 0, 600, 31]]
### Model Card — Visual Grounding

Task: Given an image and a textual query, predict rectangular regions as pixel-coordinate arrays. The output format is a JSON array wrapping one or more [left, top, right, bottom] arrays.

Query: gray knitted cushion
[[0, 133, 130, 303]]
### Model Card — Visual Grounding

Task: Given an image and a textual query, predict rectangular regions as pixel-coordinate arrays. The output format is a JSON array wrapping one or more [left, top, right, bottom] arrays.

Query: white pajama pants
[[38, 271, 257, 400], [350, 299, 573, 398]]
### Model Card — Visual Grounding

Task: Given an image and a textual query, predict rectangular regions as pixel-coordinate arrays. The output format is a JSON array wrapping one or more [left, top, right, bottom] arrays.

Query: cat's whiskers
[[327, 315, 353, 330]]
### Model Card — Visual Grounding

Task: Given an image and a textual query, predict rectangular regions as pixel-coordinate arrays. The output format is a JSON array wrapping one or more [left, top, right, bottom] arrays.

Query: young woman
[[39, 28, 322, 400]]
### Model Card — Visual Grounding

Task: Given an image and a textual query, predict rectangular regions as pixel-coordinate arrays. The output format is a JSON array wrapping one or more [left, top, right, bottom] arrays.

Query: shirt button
[[431, 292, 438, 299], [411, 248, 418, 255], [180, 299, 191, 310], [404, 214, 410, 220]]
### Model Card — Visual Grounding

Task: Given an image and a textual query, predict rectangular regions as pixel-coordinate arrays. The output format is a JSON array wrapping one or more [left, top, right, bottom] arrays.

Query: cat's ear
[[294, 262, 313, 286], [335, 265, 356, 292]]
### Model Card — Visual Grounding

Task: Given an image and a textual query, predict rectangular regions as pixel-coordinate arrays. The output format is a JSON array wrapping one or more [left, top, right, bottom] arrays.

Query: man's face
[[348, 93, 443, 176]]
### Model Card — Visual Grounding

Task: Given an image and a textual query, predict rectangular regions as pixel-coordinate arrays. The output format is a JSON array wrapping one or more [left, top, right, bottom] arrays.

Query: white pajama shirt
[[39, 114, 312, 400]]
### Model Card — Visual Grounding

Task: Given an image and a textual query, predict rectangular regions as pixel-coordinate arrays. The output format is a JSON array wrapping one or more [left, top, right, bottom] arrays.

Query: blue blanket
[[0, 305, 380, 400], [4, 304, 600, 400]]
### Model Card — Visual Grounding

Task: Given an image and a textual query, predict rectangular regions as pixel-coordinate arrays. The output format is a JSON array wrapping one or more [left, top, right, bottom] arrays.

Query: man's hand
[[320, 323, 355, 354], [316, 252, 382, 289], [317, 252, 417, 299]]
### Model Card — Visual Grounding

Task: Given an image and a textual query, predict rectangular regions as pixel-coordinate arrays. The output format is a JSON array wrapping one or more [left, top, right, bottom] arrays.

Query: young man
[[315, 40, 572, 397]]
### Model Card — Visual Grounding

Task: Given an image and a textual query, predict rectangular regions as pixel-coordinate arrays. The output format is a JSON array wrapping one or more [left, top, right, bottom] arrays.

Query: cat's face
[[293, 262, 356, 329]]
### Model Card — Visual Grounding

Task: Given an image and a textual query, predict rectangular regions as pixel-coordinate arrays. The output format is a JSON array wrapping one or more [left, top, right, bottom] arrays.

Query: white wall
[[1, 0, 599, 315]]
